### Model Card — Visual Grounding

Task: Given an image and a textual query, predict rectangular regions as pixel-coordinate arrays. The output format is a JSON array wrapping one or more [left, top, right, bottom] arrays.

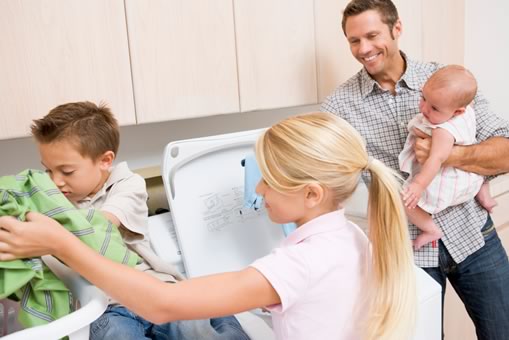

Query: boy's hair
[[256, 112, 416, 340], [342, 0, 399, 38], [31, 101, 119, 160], [427, 65, 478, 108]]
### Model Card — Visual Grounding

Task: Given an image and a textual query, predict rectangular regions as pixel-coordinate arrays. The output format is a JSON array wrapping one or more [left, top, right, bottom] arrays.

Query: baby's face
[[419, 84, 460, 125], [38, 140, 108, 203]]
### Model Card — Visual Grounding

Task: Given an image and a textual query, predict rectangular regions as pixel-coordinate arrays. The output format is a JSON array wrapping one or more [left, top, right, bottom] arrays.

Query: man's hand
[[413, 128, 432, 165], [0, 212, 65, 261]]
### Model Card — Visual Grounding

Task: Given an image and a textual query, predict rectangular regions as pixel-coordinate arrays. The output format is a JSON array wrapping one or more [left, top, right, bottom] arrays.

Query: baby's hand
[[402, 183, 424, 209]]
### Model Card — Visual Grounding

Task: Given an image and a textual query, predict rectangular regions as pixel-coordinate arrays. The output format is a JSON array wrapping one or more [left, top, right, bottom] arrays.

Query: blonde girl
[[0, 112, 416, 340]]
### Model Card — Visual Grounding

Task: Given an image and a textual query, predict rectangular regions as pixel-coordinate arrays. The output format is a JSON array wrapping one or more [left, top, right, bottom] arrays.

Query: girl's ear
[[98, 151, 115, 170], [304, 183, 325, 208]]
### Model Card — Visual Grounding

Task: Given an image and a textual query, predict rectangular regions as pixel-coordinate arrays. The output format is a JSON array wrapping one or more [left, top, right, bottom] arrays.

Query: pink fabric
[[250, 210, 369, 340]]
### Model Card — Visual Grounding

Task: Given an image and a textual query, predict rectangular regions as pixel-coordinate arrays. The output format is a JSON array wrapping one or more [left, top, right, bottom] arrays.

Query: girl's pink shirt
[[250, 209, 369, 340]]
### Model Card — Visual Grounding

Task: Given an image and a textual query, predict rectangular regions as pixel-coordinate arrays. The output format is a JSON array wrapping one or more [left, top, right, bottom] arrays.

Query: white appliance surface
[[162, 129, 285, 278], [157, 129, 442, 340]]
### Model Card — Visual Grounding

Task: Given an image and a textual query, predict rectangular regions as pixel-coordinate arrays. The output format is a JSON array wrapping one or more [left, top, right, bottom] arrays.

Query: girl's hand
[[0, 212, 66, 261]]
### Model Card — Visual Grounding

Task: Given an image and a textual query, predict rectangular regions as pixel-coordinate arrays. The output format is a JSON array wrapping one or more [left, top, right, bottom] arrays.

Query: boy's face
[[38, 140, 113, 203]]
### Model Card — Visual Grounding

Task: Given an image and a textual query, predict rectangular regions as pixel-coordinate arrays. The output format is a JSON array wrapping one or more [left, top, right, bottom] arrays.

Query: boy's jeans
[[423, 216, 509, 340], [90, 305, 251, 340]]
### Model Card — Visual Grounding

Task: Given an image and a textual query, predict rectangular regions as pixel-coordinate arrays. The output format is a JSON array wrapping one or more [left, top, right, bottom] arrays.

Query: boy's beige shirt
[[75, 161, 184, 283]]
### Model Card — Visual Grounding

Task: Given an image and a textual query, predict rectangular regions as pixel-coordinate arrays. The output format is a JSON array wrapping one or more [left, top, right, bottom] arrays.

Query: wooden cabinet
[[126, 0, 318, 123], [233, 0, 317, 112], [124, 0, 239, 123], [0, 0, 135, 139], [0, 0, 320, 136]]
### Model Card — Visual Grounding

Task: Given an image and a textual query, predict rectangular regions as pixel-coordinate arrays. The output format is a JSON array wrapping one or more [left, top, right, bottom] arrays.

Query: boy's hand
[[0, 212, 66, 261], [402, 182, 424, 209], [413, 128, 431, 165]]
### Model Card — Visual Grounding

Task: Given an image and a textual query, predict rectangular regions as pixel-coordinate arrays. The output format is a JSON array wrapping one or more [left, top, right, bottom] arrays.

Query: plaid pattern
[[321, 54, 509, 267], [0, 169, 139, 328]]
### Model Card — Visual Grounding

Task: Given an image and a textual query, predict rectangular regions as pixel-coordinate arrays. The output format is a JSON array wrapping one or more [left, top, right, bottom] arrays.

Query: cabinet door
[[0, 0, 135, 140], [422, 0, 465, 65], [125, 0, 239, 123], [234, 0, 317, 112]]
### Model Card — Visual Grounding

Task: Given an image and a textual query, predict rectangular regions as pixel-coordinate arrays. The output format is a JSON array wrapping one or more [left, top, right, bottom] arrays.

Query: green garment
[[0, 169, 139, 328]]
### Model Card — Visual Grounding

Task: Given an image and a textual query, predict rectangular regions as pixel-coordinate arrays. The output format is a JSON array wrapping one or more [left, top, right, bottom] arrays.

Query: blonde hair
[[426, 64, 478, 108], [256, 112, 416, 340]]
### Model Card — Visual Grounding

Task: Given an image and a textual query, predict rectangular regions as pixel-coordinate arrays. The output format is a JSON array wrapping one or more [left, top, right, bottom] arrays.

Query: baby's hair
[[31, 101, 119, 160], [256, 112, 416, 340], [427, 65, 478, 108]]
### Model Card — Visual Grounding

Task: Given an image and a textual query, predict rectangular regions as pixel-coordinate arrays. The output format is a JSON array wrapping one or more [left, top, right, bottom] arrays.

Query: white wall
[[0, 105, 318, 176], [464, 0, 509, 121]]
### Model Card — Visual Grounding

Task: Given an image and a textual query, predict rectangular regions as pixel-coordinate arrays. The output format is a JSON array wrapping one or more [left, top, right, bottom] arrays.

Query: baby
[[399, 65, 497, 250]]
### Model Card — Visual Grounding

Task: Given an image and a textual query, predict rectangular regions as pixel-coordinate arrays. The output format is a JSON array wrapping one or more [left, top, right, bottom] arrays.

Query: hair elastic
[[364, 156, 374, 171]]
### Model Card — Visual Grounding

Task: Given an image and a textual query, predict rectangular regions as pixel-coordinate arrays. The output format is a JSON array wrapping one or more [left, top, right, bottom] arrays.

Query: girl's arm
[[0, 212, 280, 323], [403, 128, 455, 207]]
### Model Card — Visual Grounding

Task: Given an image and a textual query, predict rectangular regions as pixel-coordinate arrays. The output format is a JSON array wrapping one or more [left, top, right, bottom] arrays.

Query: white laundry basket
[[1, 255, 108, 340]]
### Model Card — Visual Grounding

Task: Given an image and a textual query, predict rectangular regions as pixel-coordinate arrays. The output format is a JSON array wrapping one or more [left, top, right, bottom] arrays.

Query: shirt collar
[[103, 161, 132, 189], [399, 52, 420, 91], [282, 209, 347, 246], [360, 51, 419, 98], [77, 161, 132, 205], [359, 68, 380, 99]]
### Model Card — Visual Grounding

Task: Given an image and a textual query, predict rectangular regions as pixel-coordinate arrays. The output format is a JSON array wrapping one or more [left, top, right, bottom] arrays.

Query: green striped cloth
[[0, 169, 139, 328]]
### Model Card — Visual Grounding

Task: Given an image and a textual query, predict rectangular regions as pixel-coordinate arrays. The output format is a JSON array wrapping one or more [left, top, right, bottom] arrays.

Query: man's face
[[344, 9, 401, 79]]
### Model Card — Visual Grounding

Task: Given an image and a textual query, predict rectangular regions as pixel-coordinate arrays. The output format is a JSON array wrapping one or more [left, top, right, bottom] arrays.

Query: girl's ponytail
[[364, 159, 416, 340]]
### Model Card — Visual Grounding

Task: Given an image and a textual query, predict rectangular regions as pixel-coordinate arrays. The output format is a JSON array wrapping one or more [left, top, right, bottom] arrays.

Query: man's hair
[[342, 0, 399, 37], [31, 101, 119, 160]]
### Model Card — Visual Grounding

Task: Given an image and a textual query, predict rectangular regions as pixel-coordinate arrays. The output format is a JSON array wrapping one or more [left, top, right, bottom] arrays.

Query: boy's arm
[[403, 128, 455, 208], [101, 211, 121, 227], [100, 172, 148, 240]]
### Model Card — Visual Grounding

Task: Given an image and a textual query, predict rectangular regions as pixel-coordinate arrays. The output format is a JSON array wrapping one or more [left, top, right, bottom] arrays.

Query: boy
[[399, 65, 497, 249], [31, 101, 250, 340]]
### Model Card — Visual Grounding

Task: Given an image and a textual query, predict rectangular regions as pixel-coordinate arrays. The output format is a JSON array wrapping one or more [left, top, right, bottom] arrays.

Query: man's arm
[[413, 129, 509, 176], [447, 136, 509, 175]]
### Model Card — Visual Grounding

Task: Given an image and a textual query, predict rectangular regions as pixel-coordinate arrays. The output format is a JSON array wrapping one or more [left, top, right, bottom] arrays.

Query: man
[[321, 0, 509, 339]]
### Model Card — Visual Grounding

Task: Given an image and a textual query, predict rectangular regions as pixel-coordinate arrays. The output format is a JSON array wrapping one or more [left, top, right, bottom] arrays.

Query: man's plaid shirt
[[321, 54, 509, 267]]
